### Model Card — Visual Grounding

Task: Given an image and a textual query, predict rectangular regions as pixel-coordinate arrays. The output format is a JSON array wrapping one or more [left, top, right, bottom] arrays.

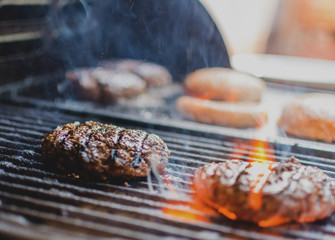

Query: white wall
[[201, 0, 279, 56]]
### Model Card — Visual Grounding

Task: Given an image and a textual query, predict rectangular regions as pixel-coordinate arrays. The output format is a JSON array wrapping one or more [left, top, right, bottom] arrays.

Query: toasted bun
[[176, 96, 268, 128], [184, 68, 266, 102], [278, 93, 335, 142]]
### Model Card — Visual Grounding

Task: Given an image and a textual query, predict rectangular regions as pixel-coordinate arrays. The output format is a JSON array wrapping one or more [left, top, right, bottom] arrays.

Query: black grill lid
[[0, 0, 230, 84]]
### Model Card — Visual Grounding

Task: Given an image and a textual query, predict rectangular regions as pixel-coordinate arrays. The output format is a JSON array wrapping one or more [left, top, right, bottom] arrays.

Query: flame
[[258, 213, 320, 227], [161, 179, 237, 224], [216, 207, 237, 220], [229, 140, 276, 222], [246, 140, 274, 211], [162, 198, 218, 223], [247, 140, 274, 163], [161, 140, 286, 227], [161, 178, 219, 223], [195, 194, 238, 221], [258, 216, 291, 227]]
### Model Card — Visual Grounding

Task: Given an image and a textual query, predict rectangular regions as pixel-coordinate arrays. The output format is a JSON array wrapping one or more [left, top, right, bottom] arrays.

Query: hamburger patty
[[101, 59, 172, 87], [41, 121, 170, 180], [66, 67, 146, 102], [193, 157, 335, 226], [131, 62, 172, 87]]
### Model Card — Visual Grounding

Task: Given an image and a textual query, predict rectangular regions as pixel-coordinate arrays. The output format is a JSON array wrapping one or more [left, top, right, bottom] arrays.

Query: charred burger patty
[[193, 157, 335, 226], [41, 121, 170, 180], [66, 67, 146, 102]]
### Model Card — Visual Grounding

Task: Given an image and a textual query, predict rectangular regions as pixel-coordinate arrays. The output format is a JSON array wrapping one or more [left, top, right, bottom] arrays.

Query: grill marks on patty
[[41, 121, 169, 180], [100, 59, 172, 87], [66, 60, 172, 103], [193, 157, 335, 226], [66, 68, 147, 102]]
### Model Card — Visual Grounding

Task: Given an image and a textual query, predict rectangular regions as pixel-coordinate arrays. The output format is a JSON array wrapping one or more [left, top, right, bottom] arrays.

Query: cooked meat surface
[[278, 93, 335, 143], [66, 68, 101, 101], [193, 157, 335, 226], [101, 59, 143, 72], [132, 62, 172, 86], [101, 59, 172, 87], [41, 121, 170, 180], [66, 67, 146, 102]]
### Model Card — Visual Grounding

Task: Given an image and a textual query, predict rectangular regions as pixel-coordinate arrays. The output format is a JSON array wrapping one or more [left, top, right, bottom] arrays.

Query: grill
[[1, 1, 335, 239], [1, 97, 335, 240]]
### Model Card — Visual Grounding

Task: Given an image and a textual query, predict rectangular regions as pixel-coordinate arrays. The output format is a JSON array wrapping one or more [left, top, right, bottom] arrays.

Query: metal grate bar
[[1, 104, 335, 166], [1, 117, 335, 172], [1, 101, 335, 239], [0, 161, 190, 198], [0, 190, 241, 240], [0, 184, 288, 240], [1, 161, 333, 240], [0, 213, 117, 240]]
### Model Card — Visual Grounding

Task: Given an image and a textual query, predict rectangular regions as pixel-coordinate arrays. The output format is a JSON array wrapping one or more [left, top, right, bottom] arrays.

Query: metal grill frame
[[1, 99, 335, 240]]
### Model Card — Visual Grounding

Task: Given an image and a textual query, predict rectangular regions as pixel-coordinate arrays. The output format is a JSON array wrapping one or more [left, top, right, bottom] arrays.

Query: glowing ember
[[216, 207, 237, 220], [258, 216, 291, 227], [161, 178, 219, 223], [162, 198, 218, 223]]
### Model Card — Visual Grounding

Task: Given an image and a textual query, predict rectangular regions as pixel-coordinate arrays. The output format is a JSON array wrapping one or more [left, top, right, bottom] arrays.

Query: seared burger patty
[[132, 62, 172, 87], [101, 59, 172, 87], [66, 67, 146, 102], [41, 121, 170, 180], [193, 157, 335, 226]]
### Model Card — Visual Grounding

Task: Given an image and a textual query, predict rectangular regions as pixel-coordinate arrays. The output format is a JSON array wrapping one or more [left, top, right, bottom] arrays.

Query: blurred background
[[202, 0, 335, 60], [1, 0, 335, 85]]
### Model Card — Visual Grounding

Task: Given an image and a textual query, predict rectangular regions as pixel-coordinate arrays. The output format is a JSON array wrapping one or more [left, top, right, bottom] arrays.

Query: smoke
[[45, 0, 101, 69], [44, 0, 230, 80], [146, 153, 190, 200]]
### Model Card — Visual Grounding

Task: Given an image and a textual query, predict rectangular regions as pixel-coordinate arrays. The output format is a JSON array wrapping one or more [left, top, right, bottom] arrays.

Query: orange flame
[[161, 179, 219, 223], [162, 140, 285, 227], [216, 207, 237, 220], [228, 140, 278, 224], [246, 140, 274, 211], [162, 198, 218, 223], [247, 140, 274, 163], [258, 216, 291, 227]]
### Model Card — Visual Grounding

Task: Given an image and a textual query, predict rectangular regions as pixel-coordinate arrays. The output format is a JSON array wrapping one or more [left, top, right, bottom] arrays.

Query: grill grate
[[1, 100, 335, 240]]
